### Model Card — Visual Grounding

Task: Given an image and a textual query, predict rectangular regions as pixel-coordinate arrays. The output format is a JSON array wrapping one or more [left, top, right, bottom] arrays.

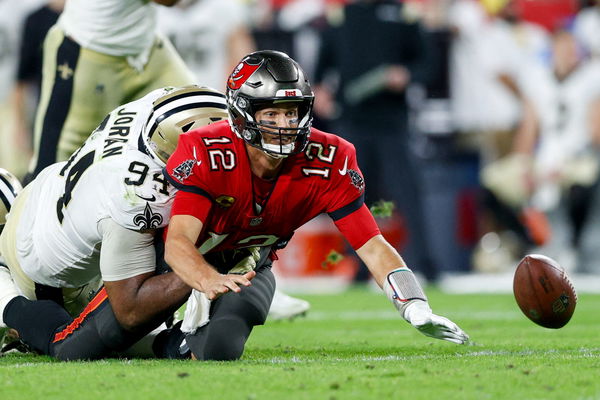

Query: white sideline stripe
[[438, 272, 600, 294], [306, 310, 522, 321], [277, 273, 600, 295]]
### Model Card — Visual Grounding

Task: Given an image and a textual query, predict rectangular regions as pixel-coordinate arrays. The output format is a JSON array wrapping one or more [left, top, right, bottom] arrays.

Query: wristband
[[383, 267, 428, 320]]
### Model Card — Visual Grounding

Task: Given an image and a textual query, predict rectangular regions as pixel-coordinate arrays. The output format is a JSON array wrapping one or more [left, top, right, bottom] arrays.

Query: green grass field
[[1, 286, 598, 400]]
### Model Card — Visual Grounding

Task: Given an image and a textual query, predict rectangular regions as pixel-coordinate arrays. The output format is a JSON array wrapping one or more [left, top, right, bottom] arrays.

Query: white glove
[[403, 301, 470, 345]]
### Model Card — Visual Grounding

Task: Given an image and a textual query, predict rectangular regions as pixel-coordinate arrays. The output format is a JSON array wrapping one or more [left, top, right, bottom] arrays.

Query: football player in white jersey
[[484, 30, 600, 272], [0, 85, 255, 360], [519, 30, 600, 272], [157, 0, 256, 92], [27, 0, 197, 180], [574, 1, 600, 59]]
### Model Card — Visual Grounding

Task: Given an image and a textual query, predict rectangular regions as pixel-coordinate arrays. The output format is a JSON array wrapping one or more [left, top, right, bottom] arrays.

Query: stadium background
[[2, 0, 599, 295]]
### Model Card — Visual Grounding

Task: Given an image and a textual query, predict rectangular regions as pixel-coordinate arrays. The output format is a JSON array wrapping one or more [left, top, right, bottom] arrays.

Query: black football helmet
[[226, 50, 314, 157]]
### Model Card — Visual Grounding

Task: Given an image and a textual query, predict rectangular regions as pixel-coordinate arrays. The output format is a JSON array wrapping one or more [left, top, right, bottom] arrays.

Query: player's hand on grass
[[403, 301, 470, 344], [201, 270, 256, 300]]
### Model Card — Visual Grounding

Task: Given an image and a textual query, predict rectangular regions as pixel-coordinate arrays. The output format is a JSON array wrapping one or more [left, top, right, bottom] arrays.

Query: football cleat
[[0, 329, 30, 356], [267, 290, 310, 321]]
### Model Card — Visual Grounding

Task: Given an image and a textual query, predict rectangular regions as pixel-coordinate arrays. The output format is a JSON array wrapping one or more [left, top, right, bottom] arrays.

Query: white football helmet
[[0, 168, 23, 229], [143, 85, 229, 166]]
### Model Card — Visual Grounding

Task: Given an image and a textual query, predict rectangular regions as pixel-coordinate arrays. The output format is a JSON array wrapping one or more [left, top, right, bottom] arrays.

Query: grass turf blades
[[0, 286, 598, 399]]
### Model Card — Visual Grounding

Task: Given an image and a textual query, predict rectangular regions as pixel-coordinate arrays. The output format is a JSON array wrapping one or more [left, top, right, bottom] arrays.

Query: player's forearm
[[127, 272, 190, 329], [164, 234, 216, 291], [113, 272, 190, 331], [356, 235, 407, 287]]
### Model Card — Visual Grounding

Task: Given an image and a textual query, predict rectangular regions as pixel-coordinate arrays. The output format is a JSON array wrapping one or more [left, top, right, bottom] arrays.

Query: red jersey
[[164, 121, 380, 254]]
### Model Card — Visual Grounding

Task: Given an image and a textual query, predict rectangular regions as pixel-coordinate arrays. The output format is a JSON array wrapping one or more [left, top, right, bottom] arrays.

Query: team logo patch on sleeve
[[172, 159, 196, 183], [133, 203, 164, 230], [348, 169, 365, 193]]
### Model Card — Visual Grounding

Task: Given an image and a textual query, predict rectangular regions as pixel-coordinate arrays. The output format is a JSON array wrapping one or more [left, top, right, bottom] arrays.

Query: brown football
[[513, 254, 577, 328]]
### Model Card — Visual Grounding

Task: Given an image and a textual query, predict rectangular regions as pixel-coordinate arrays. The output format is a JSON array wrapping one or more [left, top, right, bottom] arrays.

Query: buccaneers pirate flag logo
[[227, 57, 263, 90]]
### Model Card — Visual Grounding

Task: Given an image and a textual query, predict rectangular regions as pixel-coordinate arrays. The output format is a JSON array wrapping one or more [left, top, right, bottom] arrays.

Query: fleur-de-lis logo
[[57, 62, 73, 80], [133, 203, 163, 230]]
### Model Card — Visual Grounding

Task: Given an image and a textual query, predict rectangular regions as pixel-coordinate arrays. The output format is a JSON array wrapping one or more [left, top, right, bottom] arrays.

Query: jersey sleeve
[[325, 141, 366, 220], [170, 189, 213, 223], [98, 218, 156, 281], [103, 153, 174, 231], [164, 132, 214, 201], [333, 204, 381, 249]]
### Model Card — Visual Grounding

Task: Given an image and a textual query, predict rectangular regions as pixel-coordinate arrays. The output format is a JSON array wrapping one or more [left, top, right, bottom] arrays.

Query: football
[[513, 254, 577, 328]]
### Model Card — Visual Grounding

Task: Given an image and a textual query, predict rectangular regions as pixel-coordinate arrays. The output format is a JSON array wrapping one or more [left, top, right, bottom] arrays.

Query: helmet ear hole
[[181, 121, 195, 133]]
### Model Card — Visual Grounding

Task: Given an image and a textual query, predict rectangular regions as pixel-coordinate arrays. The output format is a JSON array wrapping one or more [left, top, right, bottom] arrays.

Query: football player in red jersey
[[163, 50, 470, 361]]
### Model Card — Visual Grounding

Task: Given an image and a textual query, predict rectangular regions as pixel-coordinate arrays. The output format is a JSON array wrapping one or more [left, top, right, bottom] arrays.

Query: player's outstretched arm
[[165, 214, 255, 300], [356, 235, 469, 344]]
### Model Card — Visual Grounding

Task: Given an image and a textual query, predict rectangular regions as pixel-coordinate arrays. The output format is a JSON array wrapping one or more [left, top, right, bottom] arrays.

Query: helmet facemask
[[231, 96, 313, 158], [226, 50, 315, 158]]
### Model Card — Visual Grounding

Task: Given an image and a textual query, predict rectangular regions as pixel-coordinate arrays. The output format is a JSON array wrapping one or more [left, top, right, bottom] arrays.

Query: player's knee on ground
[[189, 302, 266, 361], [187, 267, 274, 361], [3, 296, 72, 355], [198, 315, 251, 361]]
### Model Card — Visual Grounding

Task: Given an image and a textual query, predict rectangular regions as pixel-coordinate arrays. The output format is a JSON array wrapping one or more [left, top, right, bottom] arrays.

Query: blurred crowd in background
[[1, 0, 600, 283]]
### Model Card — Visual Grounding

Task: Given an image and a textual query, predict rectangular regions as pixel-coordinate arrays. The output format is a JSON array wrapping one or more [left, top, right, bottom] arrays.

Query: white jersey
[[574, 7, 600, 58], [522, 59, 600, 173], [449, 0, 547, 132], [157, 0, 248, 90], [15, 88, 178, 288], [59, 0, 157, 57]]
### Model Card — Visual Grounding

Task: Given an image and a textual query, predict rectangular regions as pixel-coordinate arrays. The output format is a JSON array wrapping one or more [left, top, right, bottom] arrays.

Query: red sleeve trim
[[333, 204, 380, 249], [171, 190, 213, 223]]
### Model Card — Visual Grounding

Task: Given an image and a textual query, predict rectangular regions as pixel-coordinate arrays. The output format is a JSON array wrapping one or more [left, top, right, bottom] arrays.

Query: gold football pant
[[29, 25, 197, 177]]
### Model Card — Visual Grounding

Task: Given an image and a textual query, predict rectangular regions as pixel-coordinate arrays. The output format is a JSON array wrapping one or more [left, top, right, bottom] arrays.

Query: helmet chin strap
[[261, 142, 294, 158]]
